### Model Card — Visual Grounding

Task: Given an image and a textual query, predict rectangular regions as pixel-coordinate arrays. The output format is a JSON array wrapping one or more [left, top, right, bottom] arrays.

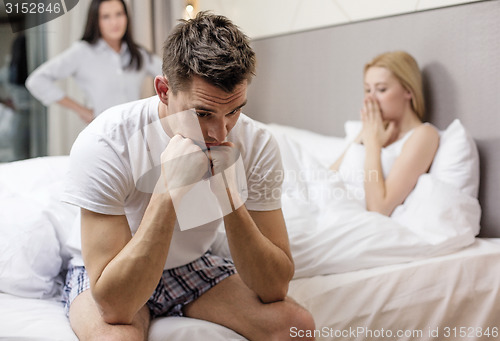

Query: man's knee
[[69, 291, 150, 341], [268, 301, 316, 340], [286, 305, 316, 340], [292, 306, 316, 334]]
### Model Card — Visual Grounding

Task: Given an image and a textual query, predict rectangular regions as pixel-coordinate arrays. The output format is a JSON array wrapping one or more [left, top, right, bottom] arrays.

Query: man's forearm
[[90, 193, 176, 324], [223, 206, 294, 303]]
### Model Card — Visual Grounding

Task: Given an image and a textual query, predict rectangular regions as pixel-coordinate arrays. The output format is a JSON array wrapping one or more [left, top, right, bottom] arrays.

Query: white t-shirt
[[26, 39, 162, 117], [61, 96, 283, 269]]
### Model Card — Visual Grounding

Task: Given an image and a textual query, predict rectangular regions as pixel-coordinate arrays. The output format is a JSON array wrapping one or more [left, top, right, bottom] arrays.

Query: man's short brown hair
[[162, 11, 256, 94]]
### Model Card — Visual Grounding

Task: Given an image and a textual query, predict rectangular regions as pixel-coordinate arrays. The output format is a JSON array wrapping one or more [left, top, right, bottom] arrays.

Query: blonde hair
[[364, 51, 425, 121]]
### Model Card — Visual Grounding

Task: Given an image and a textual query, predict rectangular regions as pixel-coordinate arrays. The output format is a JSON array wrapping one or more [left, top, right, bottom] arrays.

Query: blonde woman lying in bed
[[330, 51, 439, 216]]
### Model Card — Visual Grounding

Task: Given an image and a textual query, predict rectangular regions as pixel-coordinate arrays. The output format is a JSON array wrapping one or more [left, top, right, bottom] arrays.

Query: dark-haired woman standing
[[26, 0, 161, 123]]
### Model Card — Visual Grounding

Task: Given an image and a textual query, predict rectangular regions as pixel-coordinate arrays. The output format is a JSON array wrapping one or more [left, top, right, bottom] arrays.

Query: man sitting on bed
[[60, 11, 315, 341]]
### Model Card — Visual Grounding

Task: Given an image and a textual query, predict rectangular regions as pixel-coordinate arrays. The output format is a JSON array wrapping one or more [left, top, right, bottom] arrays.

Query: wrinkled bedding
[[266, 123, 480, 277]]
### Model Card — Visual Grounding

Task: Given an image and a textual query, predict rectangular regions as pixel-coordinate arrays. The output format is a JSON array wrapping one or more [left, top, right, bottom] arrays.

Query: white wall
[[197, 0, 483, 39]]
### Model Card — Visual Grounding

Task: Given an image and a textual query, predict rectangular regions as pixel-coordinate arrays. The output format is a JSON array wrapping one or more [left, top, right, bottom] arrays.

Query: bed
[[1, 135, 499, 341], [1, 1, 500, 340]]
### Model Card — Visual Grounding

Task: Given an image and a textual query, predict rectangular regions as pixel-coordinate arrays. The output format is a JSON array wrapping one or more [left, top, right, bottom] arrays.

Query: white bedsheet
[[0, 295, 245, 341], [1, 239, 499, 341], [288, 238, 500, 341], [264, 123, 480, 278], [286, 168, 479, 277]]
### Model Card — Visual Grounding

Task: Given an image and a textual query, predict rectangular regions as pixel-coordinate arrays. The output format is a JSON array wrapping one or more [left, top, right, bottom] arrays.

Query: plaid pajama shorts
[[62, 252, 236, 318]]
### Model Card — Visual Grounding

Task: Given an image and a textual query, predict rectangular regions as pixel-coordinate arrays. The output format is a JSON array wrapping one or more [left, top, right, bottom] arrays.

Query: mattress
[[1, 238, 499, 340], [288, 238, 500, 341]]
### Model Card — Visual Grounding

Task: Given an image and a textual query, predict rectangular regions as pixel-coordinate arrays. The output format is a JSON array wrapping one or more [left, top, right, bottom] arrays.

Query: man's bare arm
[[81, 192, 176, 324], [223, 208, 294, 303]]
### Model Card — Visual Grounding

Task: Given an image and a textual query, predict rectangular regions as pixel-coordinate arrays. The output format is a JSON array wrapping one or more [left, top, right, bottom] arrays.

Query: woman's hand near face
[[360, 97, 399, 148]]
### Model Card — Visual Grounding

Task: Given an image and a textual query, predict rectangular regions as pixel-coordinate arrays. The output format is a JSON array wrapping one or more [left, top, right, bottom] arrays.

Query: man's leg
[[68, 290, 151, 341], [183, 274, 316, 341]]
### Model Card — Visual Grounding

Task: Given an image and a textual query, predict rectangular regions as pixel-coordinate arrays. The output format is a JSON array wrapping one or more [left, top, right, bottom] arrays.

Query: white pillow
[[0, 194, 62, 298], [344, 120, 362, 142], [429, 119, 480, 197], [0, 156, 77, 298], [392, 173, 481, 238], [265, 123, 346, 167], [264, 123, 347, 223]]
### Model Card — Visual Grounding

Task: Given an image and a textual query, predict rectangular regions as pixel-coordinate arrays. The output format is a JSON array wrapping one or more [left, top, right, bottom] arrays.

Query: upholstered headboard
[[246, 0, 500, 237]]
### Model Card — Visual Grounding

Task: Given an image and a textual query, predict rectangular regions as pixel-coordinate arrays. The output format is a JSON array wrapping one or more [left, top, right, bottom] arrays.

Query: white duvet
[[266, 123, 480, 278]]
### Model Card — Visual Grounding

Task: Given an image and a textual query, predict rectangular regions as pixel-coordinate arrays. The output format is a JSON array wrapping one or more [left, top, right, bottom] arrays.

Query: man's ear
[[154, 76, 170, 105]]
